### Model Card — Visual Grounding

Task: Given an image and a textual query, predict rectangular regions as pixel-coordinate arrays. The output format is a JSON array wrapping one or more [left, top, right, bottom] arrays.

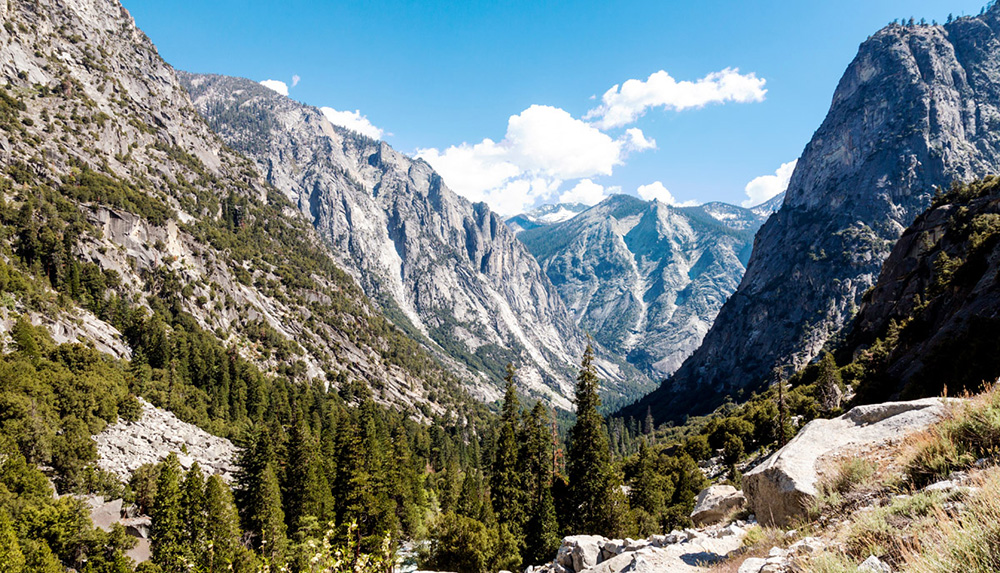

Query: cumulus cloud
[[559, 179, 608, 205], [637, 181, 677, 204], [291, 74, 301, 87], [586, 68, 767, 129], [742, 159, 797, 207], [417, 105, 654, 215], [636, 181, 700, 207], [260, 79, 289, 96], [320, 107, 384, 140]]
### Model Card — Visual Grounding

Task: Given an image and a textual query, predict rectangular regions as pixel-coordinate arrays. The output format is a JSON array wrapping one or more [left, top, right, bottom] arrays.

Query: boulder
[[858, 555, 891, 572], [560, 535, 606, 572], [690, 485, 746, 525], [88, 498, 123, 532], [744, 398, 951, 526], [738, 558, 767, 573]]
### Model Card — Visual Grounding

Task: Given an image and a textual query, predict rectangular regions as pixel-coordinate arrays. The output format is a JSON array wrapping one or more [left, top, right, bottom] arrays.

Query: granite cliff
[[628, 10, 1000, 422]]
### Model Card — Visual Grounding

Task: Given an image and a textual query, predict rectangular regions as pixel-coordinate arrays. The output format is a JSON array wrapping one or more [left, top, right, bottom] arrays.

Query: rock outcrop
[[94, 399, 237, 481], [627, 9, 1000, 423], [842, 177, 1000, 402], [179, 73, 649, 409], [690, 485, 746, 526], [743, 398, 951, 526], [533, 524, 750, 573], [518, 195, 765, 380]]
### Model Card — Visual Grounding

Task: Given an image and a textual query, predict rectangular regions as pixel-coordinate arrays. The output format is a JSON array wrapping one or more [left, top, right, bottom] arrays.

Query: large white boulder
[[564, 535, 606, 572], [744, 398, 952, 526], [690, 485, 746, 526]]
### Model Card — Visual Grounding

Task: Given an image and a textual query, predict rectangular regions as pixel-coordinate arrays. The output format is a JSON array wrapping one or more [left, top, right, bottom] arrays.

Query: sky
[[121, 0, 988, 215]]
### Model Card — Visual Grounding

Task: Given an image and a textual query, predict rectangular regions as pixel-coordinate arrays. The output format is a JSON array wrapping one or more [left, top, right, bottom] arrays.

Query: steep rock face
[[628, 12, 1000, 422], [179, 74, 649, 409], [0, 0, 476, 417], [519, 195, 764, 379], [843, 178, 1000, 402]]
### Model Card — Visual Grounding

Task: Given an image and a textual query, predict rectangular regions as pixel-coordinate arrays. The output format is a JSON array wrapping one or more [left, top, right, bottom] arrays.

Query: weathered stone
[[858, 555, 891, 572], [565, 535, 606, 572], [738, 558, 767, 573], [744, 398, 951, 526], [87, 498, 122, 532], [719, 524, 745, 538], [123, 516, 151, 539], [93, 399, 237, 482], [690, 485, 746, 526]]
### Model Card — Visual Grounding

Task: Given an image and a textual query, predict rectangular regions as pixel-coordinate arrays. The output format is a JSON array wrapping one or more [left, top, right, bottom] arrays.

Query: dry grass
[[707, 525, 798, 572], [904, 469, 1000, 572], [901, 388, 1000, 487]]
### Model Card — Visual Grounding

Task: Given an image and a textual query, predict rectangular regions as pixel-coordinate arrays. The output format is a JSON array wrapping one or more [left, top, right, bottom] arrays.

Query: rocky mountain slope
[[179, 73, 649, 410], [839, 177, 1000, 403], [517, 195, 766, 379], [627, 10, 1000, 423], [0, 0, 479, 418]]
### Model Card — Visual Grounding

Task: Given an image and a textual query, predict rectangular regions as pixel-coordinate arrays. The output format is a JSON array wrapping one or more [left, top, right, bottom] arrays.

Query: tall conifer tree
[[566, 345, 615, 536], [151, 453, 184, 572], [491, 364, 525, 533]]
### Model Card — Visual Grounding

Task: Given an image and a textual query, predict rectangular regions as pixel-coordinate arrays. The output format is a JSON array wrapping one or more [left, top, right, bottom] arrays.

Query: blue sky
[[122, 0, 987, 214]]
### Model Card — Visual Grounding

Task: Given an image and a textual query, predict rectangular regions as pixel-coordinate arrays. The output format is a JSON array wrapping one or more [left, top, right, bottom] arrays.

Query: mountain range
[[178, 73, 652, 411], [514, 195, 776, 380]]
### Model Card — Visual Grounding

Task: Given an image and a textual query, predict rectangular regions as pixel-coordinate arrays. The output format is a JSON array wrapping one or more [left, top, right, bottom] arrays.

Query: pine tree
[[629, 440, 665, 518], [0, 511, 25, 573], [257, 464, 288, 564], [203, 475, 244, 572], [284, 419, 325, 535], [151, 453, 184, 572], [234, 429, 287, 564], [490, 364, 526, 534], [390, 423, 424, 536], [521, 402, 560, 564], [817, 352, 843, 413], [566, 345, 615, 536], [457, 469, 484, 519], [523, 479, 560, 565], [180, 463, 207, 562], [774, 366, 789, 447]]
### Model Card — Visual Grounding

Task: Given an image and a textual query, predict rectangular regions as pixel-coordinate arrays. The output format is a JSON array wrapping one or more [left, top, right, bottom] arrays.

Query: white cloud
[[742, 159, 797, 207], [559, 179, 608, 206], [586, 68, 767, 129], [320, 107, 384, 140], [636, 181, 700, 207], [637, 181, 677, 204], [624, 128, 656, 151], [260, 79, 289, 96], [417, 105, 654, 215], [291, 74, 301, 87]]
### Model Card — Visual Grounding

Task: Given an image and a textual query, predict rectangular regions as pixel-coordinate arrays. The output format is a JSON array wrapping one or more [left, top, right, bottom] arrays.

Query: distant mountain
[[180, 73, 652, 410], [626, 9, 1000, 423], [749, 192, 785, 218], [517, 195, 766, 380], [506, 203, 590, 233]]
